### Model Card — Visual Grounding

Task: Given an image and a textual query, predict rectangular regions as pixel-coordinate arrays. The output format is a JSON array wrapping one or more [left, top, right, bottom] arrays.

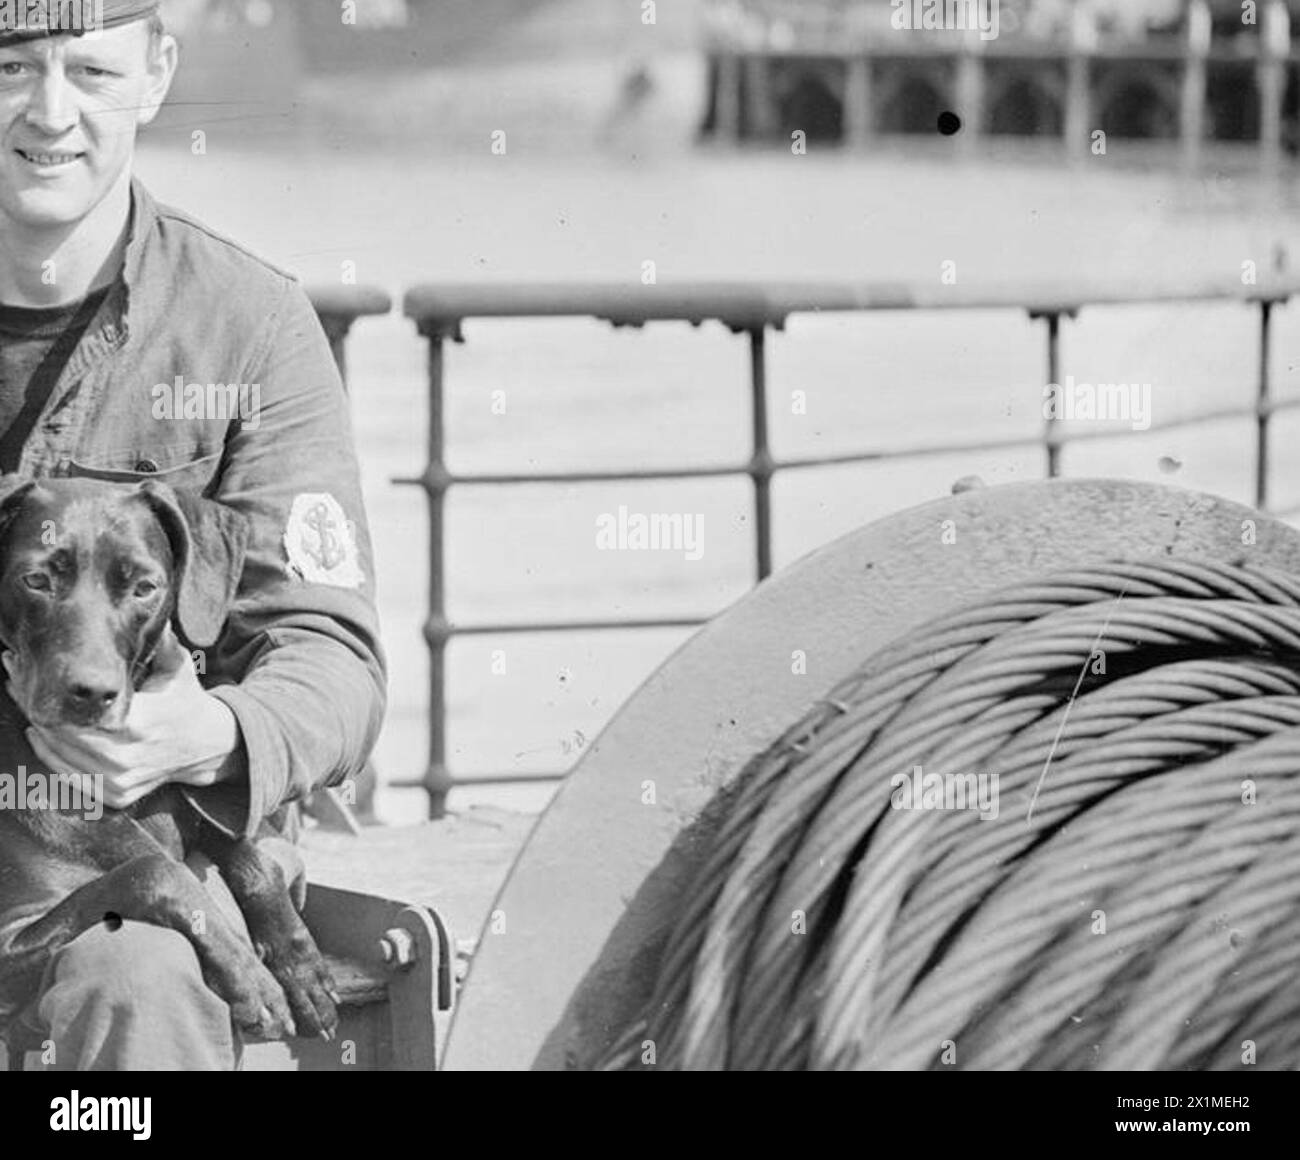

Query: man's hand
[[22, 633, 247, 810]]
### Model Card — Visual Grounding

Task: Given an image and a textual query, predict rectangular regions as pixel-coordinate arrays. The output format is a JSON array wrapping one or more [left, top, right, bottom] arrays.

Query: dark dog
[[0, 476, 336, 1046]]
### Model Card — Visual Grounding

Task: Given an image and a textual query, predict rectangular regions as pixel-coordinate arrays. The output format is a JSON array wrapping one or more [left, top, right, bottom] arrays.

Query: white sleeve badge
[[283, 492, 364, 588]]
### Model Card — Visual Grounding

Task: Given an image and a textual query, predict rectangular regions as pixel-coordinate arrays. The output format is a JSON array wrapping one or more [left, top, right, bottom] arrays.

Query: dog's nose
[[65, 677, 121, 712]]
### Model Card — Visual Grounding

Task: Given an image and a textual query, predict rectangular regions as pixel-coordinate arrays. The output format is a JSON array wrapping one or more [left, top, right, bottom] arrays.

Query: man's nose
[[24, 70, 78, 136]]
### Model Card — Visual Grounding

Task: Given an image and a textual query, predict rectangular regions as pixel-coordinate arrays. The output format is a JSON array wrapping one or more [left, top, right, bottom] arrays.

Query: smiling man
[[0, 1, 386, 1069]]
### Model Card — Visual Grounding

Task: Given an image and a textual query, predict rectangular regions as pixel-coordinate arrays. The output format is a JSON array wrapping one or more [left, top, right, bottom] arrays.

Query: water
[[132, 138, 1300, 821]]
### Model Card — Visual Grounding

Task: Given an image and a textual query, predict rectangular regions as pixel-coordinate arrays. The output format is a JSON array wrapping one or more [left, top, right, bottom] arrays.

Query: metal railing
[[307, 286, 393, 823], [397, 275, 1300, 817], [309, 285, 394, 388]]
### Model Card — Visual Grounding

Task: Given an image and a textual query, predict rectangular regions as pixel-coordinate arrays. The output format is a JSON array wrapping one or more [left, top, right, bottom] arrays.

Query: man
[[0, 0, 386, 1068]]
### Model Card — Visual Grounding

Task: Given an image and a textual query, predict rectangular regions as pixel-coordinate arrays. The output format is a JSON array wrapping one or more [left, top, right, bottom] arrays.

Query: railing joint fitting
[[749, 450, 777, 481], [421, 464, 454, 494], [417, 319, 465, 343], [423, 617, 453, 647]]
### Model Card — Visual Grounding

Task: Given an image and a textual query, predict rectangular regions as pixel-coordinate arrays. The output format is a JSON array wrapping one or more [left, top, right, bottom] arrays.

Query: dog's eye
[[21, 573, 51, 593], [133, 579, 160, 599]]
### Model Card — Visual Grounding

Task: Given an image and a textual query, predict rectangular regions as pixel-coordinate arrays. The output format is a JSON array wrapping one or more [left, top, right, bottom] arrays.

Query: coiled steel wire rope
[[598, 557, 1300, 1070]]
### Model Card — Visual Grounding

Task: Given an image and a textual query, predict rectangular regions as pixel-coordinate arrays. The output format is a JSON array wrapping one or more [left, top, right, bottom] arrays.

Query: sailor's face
[[0, 22, 170, 231]]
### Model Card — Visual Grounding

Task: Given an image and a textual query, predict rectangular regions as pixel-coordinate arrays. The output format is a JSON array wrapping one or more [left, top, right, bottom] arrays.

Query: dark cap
[[0, 1, 160, 46]]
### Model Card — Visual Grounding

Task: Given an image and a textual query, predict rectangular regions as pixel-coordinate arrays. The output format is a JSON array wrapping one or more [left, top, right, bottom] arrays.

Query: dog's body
[[0, 476, 336, 1044]]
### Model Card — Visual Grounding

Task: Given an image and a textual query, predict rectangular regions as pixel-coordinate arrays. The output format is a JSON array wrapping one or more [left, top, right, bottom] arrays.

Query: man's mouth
[[14, 147, 85, 169]]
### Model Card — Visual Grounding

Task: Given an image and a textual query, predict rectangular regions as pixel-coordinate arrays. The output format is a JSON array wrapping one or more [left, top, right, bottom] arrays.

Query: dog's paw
[[220, 955, 297, 1040], [262, 929, 338, 1041]]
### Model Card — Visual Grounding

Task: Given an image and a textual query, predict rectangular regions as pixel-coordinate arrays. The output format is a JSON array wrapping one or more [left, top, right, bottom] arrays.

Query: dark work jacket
[[2, 177, 386, 838]]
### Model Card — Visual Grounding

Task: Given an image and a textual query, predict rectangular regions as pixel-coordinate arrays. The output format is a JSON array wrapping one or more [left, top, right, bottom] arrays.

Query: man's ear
[[134, 481, 251, 649], [0, 477, 37, 549], [136, 30, 179, 129]]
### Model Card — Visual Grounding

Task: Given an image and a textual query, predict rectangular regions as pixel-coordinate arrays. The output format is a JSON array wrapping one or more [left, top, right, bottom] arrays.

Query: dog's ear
[[134, 481, 251, 649], [0, 477, 37, 549]]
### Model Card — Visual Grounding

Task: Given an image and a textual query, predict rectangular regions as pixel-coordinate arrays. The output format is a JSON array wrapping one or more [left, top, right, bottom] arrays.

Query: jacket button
[[134, 458, 159, 473]]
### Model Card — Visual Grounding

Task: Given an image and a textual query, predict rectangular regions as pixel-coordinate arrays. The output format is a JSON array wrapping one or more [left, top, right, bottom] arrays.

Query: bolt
[[454, 938, 477, 983], [378, 927, 417, 968]]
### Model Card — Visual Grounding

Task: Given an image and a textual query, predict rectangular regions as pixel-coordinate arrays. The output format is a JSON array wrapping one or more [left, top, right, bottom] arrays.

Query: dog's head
[[0, 476, 248, 729]]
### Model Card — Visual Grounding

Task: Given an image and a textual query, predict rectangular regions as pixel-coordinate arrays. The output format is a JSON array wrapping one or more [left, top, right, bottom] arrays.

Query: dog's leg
[[195, 828, 339, 1040], [2, 853, 298, 1040]]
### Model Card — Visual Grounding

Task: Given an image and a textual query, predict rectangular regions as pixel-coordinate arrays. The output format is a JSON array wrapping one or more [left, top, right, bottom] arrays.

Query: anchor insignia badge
[[283, 492, 364, 588]]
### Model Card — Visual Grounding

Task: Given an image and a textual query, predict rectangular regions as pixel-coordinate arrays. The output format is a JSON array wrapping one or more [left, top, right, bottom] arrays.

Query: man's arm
[[198, 278, 387, 836]]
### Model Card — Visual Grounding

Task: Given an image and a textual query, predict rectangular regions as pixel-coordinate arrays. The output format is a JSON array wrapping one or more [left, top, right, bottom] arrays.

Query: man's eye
[[76, 66, 116, 79], [21, 573, 51, 593], [133, 579, 159, 599], [0, 62, 29, 77]]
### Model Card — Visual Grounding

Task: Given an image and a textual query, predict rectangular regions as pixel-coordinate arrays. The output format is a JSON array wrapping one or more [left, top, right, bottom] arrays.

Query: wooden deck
[[301, 806, 539, 954]]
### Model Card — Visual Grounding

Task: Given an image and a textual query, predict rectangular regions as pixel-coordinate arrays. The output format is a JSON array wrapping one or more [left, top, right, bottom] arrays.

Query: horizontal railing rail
[[402, 276, 1300, 332], [399, 275, 1300, 816]]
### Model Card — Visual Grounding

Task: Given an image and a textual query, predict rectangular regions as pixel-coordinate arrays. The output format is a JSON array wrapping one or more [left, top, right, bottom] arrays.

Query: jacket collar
[[121, 175, 156, 292], [99, 175, 156, 345]]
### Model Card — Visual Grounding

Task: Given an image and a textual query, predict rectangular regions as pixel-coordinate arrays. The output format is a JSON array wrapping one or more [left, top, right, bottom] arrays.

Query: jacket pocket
[[66, 450, 225, 494]]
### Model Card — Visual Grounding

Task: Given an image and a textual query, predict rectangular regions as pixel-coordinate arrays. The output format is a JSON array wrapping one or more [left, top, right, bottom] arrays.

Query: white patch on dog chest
[[283, 493, 363, 588]]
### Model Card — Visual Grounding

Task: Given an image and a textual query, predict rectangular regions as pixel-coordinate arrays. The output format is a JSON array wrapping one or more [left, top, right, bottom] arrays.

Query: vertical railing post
[[1034, 310, 1063, 478], [744, 53, 773, 141], [420, 326, 454, 818], [310, 288, 392, 826], [1180, 0, 1210, 174], [1257, 299, 1273, 511], [845, 55, 874, 148], [748, 327, 774, 581], [955, 33, 986, 154], [717, 53, 742, 142], [1259, 0, 1290, 183], [1065, 2, 1095, 163]]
